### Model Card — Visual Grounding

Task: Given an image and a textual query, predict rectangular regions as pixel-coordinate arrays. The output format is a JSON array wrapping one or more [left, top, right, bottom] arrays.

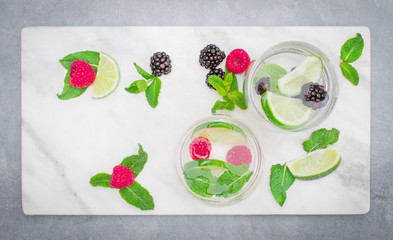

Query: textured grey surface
[[0, 0, 392, 239]]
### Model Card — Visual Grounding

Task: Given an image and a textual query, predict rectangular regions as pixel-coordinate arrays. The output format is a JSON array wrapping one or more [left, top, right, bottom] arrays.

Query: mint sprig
[[90, 144, 154, 211], [57, 51, 99, 100], [208, 71, 247, 114], [302, 128, 340, 153], [339, 33, 364, 86], [125, 63, 162, 108]]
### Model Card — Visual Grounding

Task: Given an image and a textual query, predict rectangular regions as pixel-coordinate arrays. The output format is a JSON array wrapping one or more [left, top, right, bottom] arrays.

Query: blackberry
[[150, 52, 172, 76], [255, 77, 270, 95], [300, 83, 329, 110], [206, 68, 225, 89], [199, 44, 225, 69]]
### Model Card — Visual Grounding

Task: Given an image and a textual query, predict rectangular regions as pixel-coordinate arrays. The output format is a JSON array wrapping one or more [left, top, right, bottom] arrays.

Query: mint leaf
[[229, 73, 239, 92], [253, 64, 287, 94], [121, 144, 148, 177], [270, 163, 295, 207], [208, 75, 227, 96], [119, 181, 155, 210], [211, 100, 235, 114], [183, 159, 253, 198], [340, 33, 364, 63], [145, 77, 161, 108], [125, 80, 148, 94], [133, 63, 154, 80], [57, 69, 88, 100], [340, 62, 359, 86], [227, 90, 247, 110], [89, 173, 113, 188], [303, 128, 340, 153], [217, 169, 253, 197], [59, 51, 100, 72], [223, 73, 233, 92]]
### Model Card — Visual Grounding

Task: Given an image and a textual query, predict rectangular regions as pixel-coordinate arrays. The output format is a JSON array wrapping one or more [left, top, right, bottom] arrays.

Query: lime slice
[[192, 128, 247, 146], [287, 149, 341, 180], [261, 91, 312, 129], [92, 52, 120, 99], [192, 121, 246, 138], [277, 55, 323, 97]]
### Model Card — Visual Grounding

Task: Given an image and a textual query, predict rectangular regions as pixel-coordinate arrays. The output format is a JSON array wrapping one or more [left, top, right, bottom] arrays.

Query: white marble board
[[21, 27, 370, 215]]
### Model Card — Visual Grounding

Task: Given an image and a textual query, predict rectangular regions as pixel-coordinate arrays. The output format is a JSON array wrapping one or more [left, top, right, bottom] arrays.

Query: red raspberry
[[69, 60, 96, 88], [226, 49, 251, 74], [109, 165, 135, 189], [226, 145, 252, 166], [189, 137, 212, 160]]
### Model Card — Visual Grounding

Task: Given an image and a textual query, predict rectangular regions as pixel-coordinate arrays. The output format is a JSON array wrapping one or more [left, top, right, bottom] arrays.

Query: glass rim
[[176, 114, 263, 206], [245, 41, 339, 132]]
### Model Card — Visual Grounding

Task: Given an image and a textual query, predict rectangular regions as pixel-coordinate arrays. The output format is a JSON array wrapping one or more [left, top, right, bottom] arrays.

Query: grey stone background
[[1, 0, 392, 239]]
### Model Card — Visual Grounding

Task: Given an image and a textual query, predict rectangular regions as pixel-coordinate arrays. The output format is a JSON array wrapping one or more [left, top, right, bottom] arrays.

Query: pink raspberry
[[226, 145, 252, 166], [226, 49, 251, 74], [189, 137, 212, 160], [69, 60, 96, 88], [109, 165, 135, 189]]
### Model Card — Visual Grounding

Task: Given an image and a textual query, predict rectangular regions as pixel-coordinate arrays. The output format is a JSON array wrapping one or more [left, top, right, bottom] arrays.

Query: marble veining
[[21, 27, 370, 215]]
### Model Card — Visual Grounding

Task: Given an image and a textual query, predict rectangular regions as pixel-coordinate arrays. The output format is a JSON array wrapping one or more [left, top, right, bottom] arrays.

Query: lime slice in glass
[[192, 127, 247, 146], [277, 55, 323, 97], [92, 52, 120, 99], [287, 149, 341, 180], [261, 91, 312, 129]]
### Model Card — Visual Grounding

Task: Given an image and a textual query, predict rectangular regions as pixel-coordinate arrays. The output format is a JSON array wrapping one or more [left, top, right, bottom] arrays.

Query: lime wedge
[[277, 55, 323, 97], [92, 52, 120, 99], [287, 149, 341, 180], [192, 128, 247, 146], [261, 91, 312, 129]]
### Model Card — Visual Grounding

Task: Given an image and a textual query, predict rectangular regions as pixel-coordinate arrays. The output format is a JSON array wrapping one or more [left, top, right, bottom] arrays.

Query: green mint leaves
[[183, 159, 253, 198], [340, 62, 359, 86], [119, 181, 155, 211], [208, 71, 247, 114], [89, 173, 113, 188], [125, 63, 162, 108], [302, 128, 340, 153], [340, 33, 364, 86], [269, 163, 295, 207], [58, 51, 100, 100], [253, 63, 287, 94], [89, 144, 154, 211], [269, 127, 340, 207]]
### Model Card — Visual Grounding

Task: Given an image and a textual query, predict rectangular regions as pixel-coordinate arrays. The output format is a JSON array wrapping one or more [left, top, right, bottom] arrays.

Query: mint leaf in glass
[[145, 77, 161, 108], [340, 33, 364, 63], [89, 173, 113, 188], [303, 128, 340, 153], [183, 159, 253, 198], [340, 62, 359, 86], [119, 181, 155, 210], [254, 63, 287, 94], [125, 80, 148, 94], [270, 163, 295, 207]]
